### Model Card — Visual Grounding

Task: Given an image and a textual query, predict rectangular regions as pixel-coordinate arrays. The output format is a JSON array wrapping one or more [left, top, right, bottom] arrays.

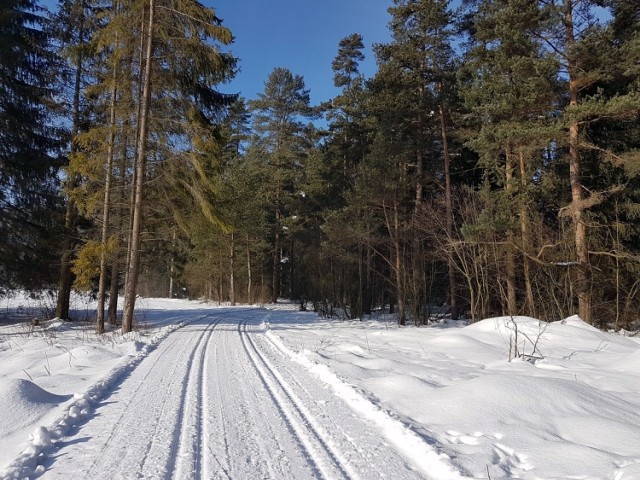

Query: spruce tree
[[0, 0, 62, 291], [51, 0, 100, 320], [121, 0, 236, 332], [64, 0, 236, 331]]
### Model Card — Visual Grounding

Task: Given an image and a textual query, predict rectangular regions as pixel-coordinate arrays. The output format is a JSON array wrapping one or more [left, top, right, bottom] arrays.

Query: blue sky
[[211, 0, 392, 104], [41, 0, 473, 105]]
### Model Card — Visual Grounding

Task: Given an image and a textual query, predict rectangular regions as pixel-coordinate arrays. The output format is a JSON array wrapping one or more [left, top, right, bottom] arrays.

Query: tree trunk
[[108, 259, 119, 325], [97, 52, 119, 334], [519, 150, 535, 316], [364, 240, 372, 315], [386, 196, 405, 326], [168, 228, 176, 298], [123, 13, 146, 296], [564, 0, 591, 323], [439, 101, 458, 319], [246, 234, 252, 304], [260, 270, 265, 304], [218, 257, 223, 305], [56, 0, 85, 320], [272, 207, 281, 303], [108, 127, 130, 326], [357, 242, 364, 319], [168, 259, 174, 298], [229, 232, 236, 306], [56, 206, 75, 320], [122, 0, 154, 333], [505, 151, 517, 317]]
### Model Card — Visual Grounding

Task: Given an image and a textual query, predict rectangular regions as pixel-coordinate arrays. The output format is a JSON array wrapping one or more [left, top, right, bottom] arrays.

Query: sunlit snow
[[0, 293, 639, 479]]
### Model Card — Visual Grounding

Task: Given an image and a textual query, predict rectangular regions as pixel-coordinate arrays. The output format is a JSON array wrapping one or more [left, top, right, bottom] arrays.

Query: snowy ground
[[0, 293, 639, 479]]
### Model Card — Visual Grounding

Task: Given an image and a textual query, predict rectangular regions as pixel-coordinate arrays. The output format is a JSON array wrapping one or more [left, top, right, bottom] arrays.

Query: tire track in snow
[[80, 326, 195, 479], [238, 318, 356, 480], [261, 321, 468, 480], [39, 312, 234, 480], [170, 316, 220, 480]]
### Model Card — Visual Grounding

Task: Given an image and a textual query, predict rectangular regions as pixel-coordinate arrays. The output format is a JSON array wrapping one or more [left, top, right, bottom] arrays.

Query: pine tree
[[325, 33, 368, 188], [318, 34, 373, 318], [363, 0, 459, 324], [570, 0, 640, 326], [460, 0, 559, 316], [249, 68, 315, 303], [539, 0, 640, 323]]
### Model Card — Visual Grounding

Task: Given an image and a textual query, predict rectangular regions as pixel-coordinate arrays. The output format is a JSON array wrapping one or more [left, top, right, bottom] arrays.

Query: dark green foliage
[[3, 0, 639, 332], [0, 0, 63, 290], [247, 67, 316, 302]]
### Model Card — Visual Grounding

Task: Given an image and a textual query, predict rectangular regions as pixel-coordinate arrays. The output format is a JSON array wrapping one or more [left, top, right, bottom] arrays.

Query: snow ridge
[[262, 318, 468, 480], [240, 318, 359, 480]]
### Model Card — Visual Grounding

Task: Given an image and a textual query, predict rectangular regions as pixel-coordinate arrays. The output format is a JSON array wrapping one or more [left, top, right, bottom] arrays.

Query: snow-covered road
[[38, 308, 456, 480], [3, 296, 640, 479]]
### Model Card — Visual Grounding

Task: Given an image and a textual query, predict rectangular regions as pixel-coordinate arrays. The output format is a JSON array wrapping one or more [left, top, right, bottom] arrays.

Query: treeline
[[1, 0, 639, 331]]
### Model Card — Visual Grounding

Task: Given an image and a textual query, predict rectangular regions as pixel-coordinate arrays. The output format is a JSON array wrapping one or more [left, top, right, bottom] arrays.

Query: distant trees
[[459, 0, 559, 318], [248, 68, 316, 303], [301, 0, 638, 328], [2, 0, 639, 331]]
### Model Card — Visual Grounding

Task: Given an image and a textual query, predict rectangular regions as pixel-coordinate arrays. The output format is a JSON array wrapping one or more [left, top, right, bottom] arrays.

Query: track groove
[[239, 319, 354, 480], [39, 308, 443, 480]]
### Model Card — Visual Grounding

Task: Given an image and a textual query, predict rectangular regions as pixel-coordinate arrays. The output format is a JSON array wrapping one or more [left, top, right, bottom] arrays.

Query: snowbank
[[266, 313, 640, 479], [0, 296, 215, 479]]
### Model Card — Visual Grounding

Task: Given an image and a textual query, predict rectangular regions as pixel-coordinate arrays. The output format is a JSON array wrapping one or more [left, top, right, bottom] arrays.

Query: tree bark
[[439, 101, 458, 319], [168, 228, 176, 298], [564, 0, 591, 323], [272, 206, 281, 303], [108, 258, 119, 324], [229, 232, 236, 306], [505, 151, 517, 317], [519, 150, 535, 316], [108, 123, 130, 326], [56, 205, 75, 320], [385, 196, 405, 326], [122, 0, 154, 333], [246, 233, 252, 304], [123, 13, 146, 297], [97, 51, 119, 334]]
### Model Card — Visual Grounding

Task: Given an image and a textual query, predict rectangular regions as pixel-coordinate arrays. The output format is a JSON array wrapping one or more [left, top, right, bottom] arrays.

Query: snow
[[266, 312, 640, 479], [0, 293, 639, 479]]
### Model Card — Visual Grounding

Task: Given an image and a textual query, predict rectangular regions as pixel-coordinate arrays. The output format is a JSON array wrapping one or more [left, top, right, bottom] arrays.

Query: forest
[[1, 0, 639, 333]]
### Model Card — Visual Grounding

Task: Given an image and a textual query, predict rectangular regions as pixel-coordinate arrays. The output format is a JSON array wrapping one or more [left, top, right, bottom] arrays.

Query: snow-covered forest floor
[[0, 293, 639, 479]]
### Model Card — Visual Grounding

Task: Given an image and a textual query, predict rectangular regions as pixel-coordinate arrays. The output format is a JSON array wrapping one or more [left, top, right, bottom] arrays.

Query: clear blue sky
[[210, 0, 392, 104], [42, 1, 471, 105]]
